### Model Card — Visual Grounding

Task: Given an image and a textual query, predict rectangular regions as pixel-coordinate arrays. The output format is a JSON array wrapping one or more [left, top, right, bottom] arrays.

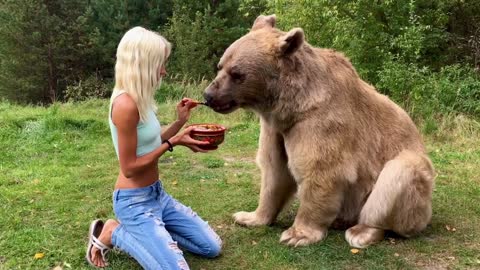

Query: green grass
[[0, 99, 479, 270]]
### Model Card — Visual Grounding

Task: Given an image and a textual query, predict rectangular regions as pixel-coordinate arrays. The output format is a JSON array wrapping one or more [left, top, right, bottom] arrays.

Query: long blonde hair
[[111, 26, 171, 122]]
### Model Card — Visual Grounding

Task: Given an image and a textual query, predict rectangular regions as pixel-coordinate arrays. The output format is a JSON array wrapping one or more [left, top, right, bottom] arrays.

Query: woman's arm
[[161, 98, 197, 141], [161, 120, 184, 141], [113, 95, 209, 178]]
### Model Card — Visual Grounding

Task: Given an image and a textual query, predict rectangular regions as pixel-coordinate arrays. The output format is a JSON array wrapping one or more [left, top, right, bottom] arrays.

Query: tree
[[84, 0, 174, 80], [164, 0, 268, 80], [0, 0, 96, 103]]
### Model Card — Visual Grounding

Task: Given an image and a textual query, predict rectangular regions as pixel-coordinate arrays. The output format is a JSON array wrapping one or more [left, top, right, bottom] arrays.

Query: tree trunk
[[47, 45, 56, 102]]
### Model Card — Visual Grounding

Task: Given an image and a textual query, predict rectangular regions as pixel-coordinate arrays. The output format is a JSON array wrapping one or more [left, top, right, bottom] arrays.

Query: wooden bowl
[[188, 124, 226, 150]]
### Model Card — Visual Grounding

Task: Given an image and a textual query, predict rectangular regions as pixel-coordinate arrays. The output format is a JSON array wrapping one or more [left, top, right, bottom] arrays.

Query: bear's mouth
[[209, 100, 239, 114]]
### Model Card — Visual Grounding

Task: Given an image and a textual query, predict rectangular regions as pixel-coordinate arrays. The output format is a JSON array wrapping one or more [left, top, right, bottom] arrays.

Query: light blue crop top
[[109, 92, 162, 158]]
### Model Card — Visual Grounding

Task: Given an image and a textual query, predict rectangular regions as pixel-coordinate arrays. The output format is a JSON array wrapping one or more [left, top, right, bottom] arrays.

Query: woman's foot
[[90, 219, 119, 268]]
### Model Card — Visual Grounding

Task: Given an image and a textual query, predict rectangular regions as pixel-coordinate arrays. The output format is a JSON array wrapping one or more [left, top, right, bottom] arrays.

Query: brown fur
[[204, 15, 435, 248]]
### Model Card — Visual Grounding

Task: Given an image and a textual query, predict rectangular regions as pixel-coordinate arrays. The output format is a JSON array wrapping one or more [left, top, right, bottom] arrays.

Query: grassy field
[[0, 97, 479, 270]]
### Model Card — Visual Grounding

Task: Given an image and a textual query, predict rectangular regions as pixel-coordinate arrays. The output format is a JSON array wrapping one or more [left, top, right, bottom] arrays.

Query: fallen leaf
[[216, 225, 223, 229], [350, 248, 360, 254], [447, 256, 455, 260], [451, 227, 457, 232], [445, 225, 451, 231], [34, 252, 45, 259], [394, 253, 400, 257], [172, 180, 178, 186], [251, 240, 257, 245]]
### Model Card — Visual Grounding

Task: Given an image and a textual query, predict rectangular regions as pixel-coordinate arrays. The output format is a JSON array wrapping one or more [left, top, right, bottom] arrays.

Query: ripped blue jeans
[[111, 181, 222, 270]]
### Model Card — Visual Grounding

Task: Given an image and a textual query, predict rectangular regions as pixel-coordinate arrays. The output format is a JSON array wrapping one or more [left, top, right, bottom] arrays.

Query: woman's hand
[[170, 126, 210, 153], [176, 98, 198, 124]]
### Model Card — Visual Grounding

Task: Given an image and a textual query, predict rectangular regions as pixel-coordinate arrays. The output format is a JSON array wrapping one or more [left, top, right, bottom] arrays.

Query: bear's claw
[[280, 226, 327, 247], [233, 211, 269, 226]]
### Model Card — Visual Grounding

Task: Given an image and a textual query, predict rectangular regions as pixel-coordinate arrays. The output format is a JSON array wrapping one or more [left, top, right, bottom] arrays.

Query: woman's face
[[158, 64, 167, 78], [158, 46, 169, 78]]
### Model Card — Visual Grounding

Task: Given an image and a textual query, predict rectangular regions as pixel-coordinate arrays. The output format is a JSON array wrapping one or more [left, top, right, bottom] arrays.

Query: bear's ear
[[251, 14, 276, 31], [278, 28, 304, 56]]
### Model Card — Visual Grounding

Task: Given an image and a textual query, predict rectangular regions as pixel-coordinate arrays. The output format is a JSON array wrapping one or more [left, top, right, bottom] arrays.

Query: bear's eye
[[230, 71, 245, 84]]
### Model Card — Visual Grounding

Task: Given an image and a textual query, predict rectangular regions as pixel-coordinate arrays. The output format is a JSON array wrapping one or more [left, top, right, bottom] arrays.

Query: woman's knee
[[202, 234, 222, 258]]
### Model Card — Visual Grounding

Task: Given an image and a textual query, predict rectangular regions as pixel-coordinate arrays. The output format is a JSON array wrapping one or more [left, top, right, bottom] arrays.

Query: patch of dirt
[[223, 156, 256, 163], [404, 251, 457, 270]]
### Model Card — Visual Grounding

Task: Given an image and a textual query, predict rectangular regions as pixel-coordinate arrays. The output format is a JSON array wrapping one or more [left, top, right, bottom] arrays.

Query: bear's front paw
[[280, 225, 327, 247], [233, 211, 269, 226]]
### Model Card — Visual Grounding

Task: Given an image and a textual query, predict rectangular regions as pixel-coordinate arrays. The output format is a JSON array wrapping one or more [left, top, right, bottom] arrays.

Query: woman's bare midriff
[[114, 161, 160, 189]]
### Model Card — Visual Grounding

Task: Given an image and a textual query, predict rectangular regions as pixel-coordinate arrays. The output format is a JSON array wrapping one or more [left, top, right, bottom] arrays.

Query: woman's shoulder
[[111, 93, 139, 126], [113, 93, 137, 111]]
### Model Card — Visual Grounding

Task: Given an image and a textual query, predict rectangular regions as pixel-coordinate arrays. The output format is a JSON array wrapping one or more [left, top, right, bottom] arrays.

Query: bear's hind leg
[[345, 150, 435, 248]]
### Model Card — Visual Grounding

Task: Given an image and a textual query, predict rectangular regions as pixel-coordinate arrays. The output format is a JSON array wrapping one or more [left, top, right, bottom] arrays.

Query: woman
[[85, 27, 222, 269]]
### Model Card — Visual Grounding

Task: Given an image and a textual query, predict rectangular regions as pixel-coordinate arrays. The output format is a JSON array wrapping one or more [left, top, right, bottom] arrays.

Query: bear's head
[[203, 14, 305, 114]]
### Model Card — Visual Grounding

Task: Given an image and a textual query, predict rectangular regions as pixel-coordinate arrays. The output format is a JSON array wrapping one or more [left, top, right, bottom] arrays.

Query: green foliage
[[0, 0, 478, 119], [155, 80, 208, 104], [271, 0, 480, 118], [0, 0, 95, 103], [164, 0, 268, 80], [65, 75, 113, 102], [84, 0, 174, 78], [378, 61, 480, 118]]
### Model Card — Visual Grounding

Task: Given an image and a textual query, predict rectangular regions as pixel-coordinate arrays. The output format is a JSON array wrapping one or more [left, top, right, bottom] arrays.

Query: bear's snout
[[203, 86, 239, 114]]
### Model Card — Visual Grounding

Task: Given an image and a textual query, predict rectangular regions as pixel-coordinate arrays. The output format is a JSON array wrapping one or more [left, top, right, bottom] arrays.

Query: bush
[[65, 76, 113, 102], [378, 62, 480, 118], [164, 0, 267, 80], [155, 80, 209, 104], [271, 0, 480, 118]]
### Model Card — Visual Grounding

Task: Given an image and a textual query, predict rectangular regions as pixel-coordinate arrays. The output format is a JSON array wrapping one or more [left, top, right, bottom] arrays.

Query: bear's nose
[[203, 91, 214, 106]]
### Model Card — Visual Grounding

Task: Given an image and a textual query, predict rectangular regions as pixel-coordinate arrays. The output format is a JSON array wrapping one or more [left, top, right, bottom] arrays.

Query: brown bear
[[203, 14, 435, 248]]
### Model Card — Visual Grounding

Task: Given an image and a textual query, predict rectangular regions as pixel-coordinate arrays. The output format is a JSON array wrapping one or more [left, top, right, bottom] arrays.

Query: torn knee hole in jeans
[[168, 241, 183, 254], [144, 209, 155, 218], [144, 210, 165, 227], [207, 226, 223, 246], [173, 201, 197, 217], [177, 258, 190, 270]]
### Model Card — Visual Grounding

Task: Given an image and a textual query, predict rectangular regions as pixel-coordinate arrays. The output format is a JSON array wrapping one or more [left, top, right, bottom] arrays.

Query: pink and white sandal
[[85, 219, 111, 268]]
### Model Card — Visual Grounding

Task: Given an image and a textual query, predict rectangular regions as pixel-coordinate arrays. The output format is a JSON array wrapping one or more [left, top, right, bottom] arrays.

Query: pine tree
[[0, 0, 93, 103]]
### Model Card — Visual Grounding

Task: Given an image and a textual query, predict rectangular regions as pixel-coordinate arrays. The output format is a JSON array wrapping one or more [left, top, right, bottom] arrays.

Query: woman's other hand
[[176, 98, 198, 124], [170, 126, 210, 153]]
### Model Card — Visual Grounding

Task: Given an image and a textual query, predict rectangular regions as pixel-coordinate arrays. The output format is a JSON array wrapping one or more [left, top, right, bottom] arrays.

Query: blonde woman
[[85, 27, 222, 269]]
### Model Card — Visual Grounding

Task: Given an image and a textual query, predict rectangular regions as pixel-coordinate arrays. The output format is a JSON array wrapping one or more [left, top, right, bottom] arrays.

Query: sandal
[[85, 219, 111, 268]]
